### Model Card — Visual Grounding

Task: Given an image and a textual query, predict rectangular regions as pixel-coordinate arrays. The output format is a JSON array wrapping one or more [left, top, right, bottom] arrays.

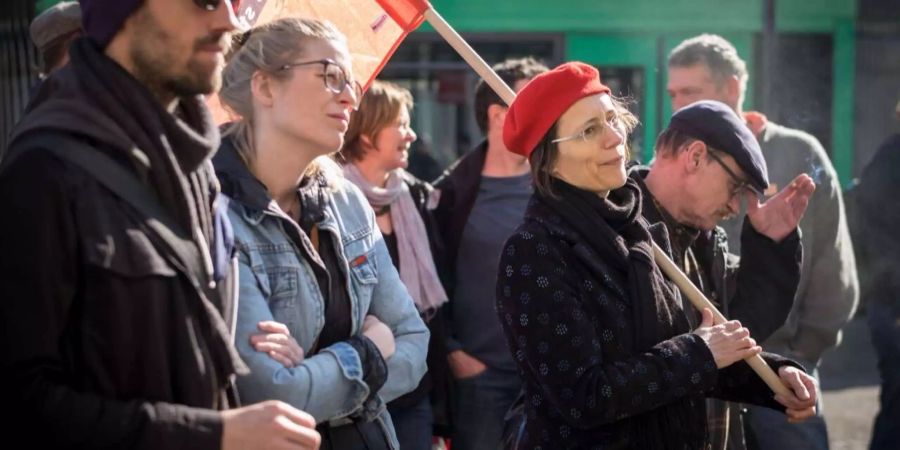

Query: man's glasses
[[193, 0, 241, 13], [280, 59, 362, 102], [707, 148, 751, 200]]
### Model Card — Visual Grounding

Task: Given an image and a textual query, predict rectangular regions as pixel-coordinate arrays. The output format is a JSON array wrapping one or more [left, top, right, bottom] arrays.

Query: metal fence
[[1, 0, 39, 156]]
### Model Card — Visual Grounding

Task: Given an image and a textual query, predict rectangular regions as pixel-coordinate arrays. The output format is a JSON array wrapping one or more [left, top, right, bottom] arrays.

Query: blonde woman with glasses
[[213, 17, 428, 450]]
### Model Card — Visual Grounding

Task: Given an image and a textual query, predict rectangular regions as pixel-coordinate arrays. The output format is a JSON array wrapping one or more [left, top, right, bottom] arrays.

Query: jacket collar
[[436, 139, 488, 187], [629, 165, 702, 256], [742, 111, 769, 138], [214, 135, 271, 212], [213, 134, 329, 229]]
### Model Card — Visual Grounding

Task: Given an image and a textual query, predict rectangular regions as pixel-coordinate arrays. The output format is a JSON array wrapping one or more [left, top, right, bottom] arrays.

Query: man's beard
[[129, 7, 227, 101]]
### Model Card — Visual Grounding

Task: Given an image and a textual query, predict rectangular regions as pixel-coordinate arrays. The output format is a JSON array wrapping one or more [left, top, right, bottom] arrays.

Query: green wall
[[425, 0, 857, 186], [33, 0, 857, 184], [36, 0, 58, 14]]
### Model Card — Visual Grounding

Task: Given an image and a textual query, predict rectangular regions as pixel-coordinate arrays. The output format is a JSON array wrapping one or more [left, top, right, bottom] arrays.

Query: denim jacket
[[213, 142, 429, 448]]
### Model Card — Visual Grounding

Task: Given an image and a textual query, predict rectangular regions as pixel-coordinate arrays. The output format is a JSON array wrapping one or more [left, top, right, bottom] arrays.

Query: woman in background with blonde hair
[[340, 80, 451, 450], [212, 17, 428, 450]]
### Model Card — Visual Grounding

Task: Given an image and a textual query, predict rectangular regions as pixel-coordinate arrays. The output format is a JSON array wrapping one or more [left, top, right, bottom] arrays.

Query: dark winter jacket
[[0, 39, 243, 449], [496, 180, 802, 450], [855, 133, 900, 317], [432, 140, 489, 294], [430, 140, 495, 435]]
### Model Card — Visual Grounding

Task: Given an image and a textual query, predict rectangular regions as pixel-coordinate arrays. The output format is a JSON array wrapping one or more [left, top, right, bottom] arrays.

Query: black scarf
[[537, 177, 707, 449], [68, 38, 218, 238], [65, 39, 246, 386]]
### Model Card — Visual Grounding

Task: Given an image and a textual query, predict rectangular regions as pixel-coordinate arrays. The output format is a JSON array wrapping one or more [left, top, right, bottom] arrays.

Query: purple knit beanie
[[79, 0, 145, 47]]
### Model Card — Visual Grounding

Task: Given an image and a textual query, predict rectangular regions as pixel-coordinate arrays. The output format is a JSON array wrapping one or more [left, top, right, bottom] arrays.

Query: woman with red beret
[[495, 62, 818, 449]]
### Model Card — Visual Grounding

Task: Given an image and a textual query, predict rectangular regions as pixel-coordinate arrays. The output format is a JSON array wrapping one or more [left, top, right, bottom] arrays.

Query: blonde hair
[[339, 80, 413, 162], [219, 17, 347, 180]]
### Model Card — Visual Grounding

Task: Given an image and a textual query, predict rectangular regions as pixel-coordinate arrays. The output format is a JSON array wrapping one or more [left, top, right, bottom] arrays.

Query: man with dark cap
[[668, 34, 858, 450], [29, 1, 82, 77], [0, 1, 320, 449], [629, 100, 816, 450], [855, 98, 900, 450]]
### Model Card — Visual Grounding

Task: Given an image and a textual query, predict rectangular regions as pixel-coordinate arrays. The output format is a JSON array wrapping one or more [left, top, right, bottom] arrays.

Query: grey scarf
[[344, 164, 448, 314]]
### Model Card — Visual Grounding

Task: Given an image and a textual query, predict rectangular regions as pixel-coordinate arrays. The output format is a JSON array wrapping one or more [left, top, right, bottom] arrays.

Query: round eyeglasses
[[551, 114, 624, 145], [280, 59, 362, 104], [707, 148, 751, 200]]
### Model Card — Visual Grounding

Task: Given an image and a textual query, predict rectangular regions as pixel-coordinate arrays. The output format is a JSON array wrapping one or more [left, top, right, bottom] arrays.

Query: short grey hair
[[668, 34, 748, 93]]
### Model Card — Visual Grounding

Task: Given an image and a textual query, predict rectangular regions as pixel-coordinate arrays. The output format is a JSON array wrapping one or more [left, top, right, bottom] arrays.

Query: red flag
[[211, 0, 430, 124], [374, 0, 429, 32], [237, 0, 429, 91]]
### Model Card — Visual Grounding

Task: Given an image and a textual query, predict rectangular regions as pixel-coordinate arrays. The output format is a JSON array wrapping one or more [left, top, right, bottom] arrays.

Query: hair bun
[[234, 29, 252, 48]]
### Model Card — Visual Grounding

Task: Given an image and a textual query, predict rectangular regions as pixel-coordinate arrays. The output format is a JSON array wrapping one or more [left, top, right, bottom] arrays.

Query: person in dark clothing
[[855, 104, 900, 449], [407, 138, 444, 183], [667, 36, 858, 449], [432, 57, 549, 450], [215, 18, 428, 450], [495, 62, 819, 450], [29, 1, 82, 78], [0, 1, 320, 449], [635, 100, 818, 449], [340, 80, 452, 449]]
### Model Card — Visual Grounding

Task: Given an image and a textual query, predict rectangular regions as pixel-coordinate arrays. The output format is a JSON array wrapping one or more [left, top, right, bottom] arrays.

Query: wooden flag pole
[[651, 245, 793, 397], [422, 8, 517, 106], [423, 5, 792, 398]]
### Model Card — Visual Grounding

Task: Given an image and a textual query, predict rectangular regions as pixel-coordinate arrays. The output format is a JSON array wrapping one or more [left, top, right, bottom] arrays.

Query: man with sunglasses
[[629, 100, 816, 450], [0, 1, 319, 449]]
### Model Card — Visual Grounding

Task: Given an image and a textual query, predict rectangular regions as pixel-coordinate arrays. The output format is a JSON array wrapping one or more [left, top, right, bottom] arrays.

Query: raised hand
[[746, 174, 816, 242]]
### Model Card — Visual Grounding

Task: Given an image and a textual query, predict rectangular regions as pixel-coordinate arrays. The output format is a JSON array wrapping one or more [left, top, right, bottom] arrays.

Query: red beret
[[503, 62, 610, 158]]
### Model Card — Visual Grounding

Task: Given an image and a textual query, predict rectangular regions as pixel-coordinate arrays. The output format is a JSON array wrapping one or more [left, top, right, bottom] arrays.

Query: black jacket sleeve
[[855, 135, 900, 315], [708, 352, 806, 412], [725, 218, 802, 341], [432, 175, 465, 354], [0, 150, 222, 449]]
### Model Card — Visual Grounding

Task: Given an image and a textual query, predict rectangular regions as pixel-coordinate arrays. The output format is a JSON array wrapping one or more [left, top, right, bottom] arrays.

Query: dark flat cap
[[668, 100, 769, 193], [30, 2, 82, 51]]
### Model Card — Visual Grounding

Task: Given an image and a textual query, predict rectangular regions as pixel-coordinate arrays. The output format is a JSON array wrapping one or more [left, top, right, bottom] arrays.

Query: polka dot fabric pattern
[[495, 199, 803, 449]]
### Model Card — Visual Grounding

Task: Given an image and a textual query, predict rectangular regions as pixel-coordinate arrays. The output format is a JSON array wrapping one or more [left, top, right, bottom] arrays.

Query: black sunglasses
[[707, 148, 752, 199], [193, 0, 241, 13]]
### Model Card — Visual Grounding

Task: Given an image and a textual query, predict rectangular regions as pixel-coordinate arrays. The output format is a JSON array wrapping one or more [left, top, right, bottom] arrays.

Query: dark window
[[380, 33, 563, 178], [756, 33, 834, 154]]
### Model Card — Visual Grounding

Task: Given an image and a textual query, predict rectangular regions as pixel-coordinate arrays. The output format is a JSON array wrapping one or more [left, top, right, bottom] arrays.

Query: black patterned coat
[[496, 197, 802, 450]]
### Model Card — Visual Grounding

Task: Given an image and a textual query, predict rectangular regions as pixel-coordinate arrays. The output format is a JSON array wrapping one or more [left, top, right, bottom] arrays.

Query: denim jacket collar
[[214, 134, 331, 230]]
